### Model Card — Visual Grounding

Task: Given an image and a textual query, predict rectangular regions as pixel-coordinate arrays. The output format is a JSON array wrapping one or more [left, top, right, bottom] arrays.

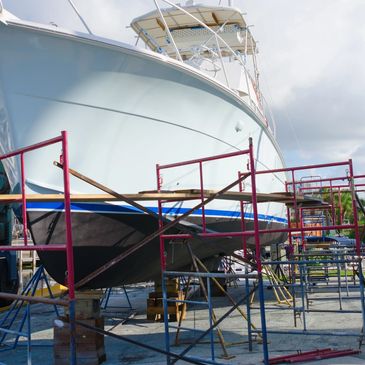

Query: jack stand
[[101, 286, 133, 311], [0, 265, 59, 363], [101, 286, 136, 323]]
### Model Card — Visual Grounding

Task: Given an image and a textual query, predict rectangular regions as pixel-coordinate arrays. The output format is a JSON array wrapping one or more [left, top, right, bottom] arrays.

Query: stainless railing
[[153, 0, 276, 135]]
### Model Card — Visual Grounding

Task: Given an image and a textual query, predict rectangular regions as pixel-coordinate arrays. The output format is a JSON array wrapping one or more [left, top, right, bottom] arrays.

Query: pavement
[[0, 280, 365, 365]]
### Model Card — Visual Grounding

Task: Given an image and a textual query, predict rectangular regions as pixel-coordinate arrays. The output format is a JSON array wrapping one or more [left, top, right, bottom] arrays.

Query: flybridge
[[130, 5, 257, 58], [130, 1, 272, 131]]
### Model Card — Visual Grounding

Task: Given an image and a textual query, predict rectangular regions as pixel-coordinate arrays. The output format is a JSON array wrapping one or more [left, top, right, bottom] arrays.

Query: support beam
[[57, 164, 251, 289]]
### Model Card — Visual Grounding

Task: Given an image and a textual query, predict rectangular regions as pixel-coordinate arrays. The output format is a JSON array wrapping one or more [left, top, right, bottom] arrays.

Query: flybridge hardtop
[[131, 4, 257, 58]]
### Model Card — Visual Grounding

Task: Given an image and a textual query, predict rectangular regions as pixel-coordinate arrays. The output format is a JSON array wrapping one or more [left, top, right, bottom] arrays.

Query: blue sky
[[3, 0, 365, 181]]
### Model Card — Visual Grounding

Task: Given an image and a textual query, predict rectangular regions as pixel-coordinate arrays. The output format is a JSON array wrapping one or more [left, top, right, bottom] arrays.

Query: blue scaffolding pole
[[162, 271, 258, 365], [0, 265, 60, 364]]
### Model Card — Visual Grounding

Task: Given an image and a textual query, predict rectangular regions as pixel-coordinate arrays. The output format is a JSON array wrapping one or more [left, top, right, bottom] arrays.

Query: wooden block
[[146, 308, 185, 322], [54, 317, 106, 364], [146, 305, 182, 316], [64, 298, 101, 319], [154, 279, 179, 292], [146, 288, 186, 323]]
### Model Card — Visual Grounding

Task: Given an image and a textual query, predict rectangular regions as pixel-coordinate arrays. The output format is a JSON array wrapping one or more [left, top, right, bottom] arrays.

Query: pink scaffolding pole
[[156, 148, 252, 272], [299, 183, 365, 192], [0, 136, 63, 159], [238, 172, 248, 257], [0, 131, 76, 365], [61, 131, 77, 365], [20, 153, 28, 245], [199, 162, 207, 232], [160, 223, 357, 240], [0, 245, 66, 251], [299, 207, 306, 250], [349, 160, 361, 256], [156, 164, 166, 272], [158, 149, 250, 170], [248, 139, 262, 272], [287, 174, 365, 187], [61, 131, 75, 301], [256, 160, 350, 176], [248, 138, 269, 363]]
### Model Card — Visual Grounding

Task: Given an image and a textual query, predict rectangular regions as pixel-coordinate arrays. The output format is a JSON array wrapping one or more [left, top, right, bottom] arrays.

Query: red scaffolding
[[0, 131, 77, 364], [154, 139, 365, 365], [1, 133, 363, 365]]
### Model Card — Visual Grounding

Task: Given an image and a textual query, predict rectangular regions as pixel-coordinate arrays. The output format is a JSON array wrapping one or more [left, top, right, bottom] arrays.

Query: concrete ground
[[0, 280, 365, 365]]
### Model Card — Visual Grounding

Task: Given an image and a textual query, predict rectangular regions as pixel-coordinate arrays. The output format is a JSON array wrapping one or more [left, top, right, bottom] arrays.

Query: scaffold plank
[[0, 190, 326, 205]]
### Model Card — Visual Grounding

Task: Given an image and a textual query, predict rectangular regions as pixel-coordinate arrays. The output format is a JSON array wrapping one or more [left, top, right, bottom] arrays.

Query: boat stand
[[101, 286, 137, 324], [101, 286, 133, 311]]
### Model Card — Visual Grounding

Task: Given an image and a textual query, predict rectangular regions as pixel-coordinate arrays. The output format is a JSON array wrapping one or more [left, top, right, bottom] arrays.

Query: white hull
[[0, 19, 287, 225]]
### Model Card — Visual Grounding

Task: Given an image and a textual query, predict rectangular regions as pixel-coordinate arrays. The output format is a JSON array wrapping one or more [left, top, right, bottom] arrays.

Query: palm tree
[[321, 189, 363, 237]]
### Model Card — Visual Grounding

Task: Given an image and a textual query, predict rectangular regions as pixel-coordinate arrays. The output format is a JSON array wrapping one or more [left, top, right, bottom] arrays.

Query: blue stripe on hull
[[26, 202, 288, 224]]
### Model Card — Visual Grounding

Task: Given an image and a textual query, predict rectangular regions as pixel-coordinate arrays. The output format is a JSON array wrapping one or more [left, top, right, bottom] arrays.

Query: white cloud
[[3, 0, 365, 175], [241, 0, 365, 107], [71, 0, 154, 42], [238, 0, 365, 175]]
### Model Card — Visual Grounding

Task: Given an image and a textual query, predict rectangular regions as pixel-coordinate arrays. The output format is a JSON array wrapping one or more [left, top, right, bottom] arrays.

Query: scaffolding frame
[[155, 142, 365, 364], [0, 131, 76, 364], [155, 138, 273, 364], [251, 160, 365, 363], [1, 133, 363, 364]]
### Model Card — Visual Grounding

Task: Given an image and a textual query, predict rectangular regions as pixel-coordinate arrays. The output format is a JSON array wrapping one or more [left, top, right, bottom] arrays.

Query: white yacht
[[0, 1, 287, 288]]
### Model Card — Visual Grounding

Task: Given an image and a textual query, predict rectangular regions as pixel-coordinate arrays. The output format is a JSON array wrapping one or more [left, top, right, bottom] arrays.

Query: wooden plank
[[0, 192, 206, 203], [0, 190, 325, 205], [171, 189, 323, 204], [0, 193, 182, 203]]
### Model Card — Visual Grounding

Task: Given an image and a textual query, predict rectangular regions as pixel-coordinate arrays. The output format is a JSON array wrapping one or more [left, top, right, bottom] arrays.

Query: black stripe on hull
[[28, 210, 287, 289]]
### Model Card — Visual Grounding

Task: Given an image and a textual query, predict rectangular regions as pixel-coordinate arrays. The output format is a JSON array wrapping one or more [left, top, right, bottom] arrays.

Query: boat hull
[[0, 19, 288, 288], [29, 207, 286, 288]]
